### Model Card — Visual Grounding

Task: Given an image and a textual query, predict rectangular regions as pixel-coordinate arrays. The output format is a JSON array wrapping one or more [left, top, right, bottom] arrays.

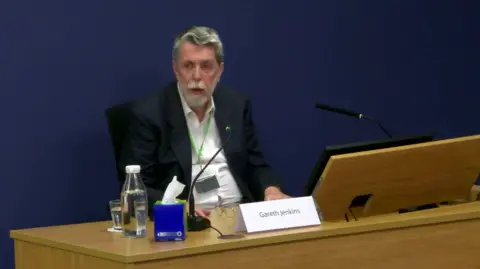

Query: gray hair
[[172, 26, 224, 63]]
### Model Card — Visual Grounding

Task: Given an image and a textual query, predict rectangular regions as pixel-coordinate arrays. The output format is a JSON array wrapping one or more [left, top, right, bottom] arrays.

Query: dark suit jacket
[[119, 82, 282, 215]]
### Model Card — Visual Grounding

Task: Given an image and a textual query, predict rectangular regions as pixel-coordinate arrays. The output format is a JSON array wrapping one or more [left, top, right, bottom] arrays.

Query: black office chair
[[104, 101, 133, 189], [104, 101, 156, 220]]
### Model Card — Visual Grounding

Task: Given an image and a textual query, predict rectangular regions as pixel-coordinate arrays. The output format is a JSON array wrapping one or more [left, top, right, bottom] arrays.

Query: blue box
[[153, 200, 187, 241]]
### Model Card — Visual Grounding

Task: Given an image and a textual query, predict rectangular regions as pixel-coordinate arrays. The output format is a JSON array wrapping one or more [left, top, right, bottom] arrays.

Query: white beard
[[181, 78, 219, 109], [184, 92, 209, 109]]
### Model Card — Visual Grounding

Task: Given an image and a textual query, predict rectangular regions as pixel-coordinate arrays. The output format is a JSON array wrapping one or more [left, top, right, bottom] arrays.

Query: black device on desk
[[303, 135, 435, 209]]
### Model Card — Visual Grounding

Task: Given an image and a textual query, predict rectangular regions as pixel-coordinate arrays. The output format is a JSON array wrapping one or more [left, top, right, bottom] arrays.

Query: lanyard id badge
[[188, 114, 220, 193], [188, 114, 212, 165]]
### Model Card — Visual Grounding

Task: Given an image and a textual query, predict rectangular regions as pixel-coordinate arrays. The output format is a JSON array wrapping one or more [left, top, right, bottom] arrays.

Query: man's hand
[[194, 206, 211, 217], [264, 186, 290, 201]]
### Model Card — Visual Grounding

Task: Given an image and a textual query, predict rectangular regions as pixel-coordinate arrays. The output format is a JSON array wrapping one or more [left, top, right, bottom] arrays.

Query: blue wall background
[[1, 1, 479, 268]]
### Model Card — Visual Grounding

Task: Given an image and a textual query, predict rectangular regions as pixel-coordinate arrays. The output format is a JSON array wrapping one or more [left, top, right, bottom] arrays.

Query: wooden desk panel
[[11, 202, 480, 269], [14, 241, 122, 269], [136, 219, 480, 269]]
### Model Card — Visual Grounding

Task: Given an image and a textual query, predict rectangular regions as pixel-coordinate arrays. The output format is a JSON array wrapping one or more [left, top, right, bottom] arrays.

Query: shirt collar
[[177, 83, 215, 117]]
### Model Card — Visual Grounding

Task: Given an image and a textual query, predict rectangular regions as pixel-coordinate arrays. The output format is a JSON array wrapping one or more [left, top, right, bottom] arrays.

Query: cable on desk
[[208, 225, 224, 236], [348, 208, 358, 221]]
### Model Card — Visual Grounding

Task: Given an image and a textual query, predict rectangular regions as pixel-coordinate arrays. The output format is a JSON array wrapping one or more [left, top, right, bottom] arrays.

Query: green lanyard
[[188, 114, 212, 164]]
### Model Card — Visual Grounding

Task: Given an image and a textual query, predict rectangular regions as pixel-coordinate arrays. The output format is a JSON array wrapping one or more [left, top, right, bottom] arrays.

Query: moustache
[[187, 81, 207, 90]]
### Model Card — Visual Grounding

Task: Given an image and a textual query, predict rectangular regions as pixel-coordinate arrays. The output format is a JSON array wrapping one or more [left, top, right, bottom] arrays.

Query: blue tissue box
[[153, 200, 187, 241]]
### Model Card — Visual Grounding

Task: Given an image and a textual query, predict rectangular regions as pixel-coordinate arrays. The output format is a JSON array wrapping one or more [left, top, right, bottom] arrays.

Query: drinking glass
[[215, 202, 239, 218], [109, 199, 122, 231], [215, 197, 238, 225]]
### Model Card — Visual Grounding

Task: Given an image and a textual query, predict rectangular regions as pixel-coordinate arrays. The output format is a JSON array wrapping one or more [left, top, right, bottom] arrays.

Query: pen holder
[[153, 200, 187, 241]]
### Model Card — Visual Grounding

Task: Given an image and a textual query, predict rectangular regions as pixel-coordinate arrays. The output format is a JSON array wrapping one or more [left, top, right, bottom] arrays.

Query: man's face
[[173, 42, 224, 109]]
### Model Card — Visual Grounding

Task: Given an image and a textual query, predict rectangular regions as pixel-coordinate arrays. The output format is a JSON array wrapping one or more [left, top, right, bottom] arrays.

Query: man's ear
[[218, 62, 224, 77], [213, 62, 224, 85], [172, 60, 179, 79]]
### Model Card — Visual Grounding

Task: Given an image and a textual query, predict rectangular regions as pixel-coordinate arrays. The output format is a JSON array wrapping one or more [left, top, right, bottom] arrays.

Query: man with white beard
[[120, 26, 289, 219]]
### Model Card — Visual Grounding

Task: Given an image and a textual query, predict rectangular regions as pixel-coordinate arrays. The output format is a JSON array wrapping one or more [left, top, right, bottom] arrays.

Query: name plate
[[234, 196, 321, 233]]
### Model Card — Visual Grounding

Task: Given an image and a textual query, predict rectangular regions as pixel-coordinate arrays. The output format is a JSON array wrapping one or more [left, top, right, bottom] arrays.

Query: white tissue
[[161, 176, 185, 204]]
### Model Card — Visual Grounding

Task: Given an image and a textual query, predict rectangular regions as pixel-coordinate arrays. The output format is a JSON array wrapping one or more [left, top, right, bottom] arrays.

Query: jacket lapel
[[166, 86, 192, 189], [213, 88, 234, 154], [212, 88, 255, 202]]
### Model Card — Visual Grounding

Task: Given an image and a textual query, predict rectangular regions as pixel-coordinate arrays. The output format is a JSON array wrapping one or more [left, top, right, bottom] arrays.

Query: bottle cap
[[125, 165, 141, 173]]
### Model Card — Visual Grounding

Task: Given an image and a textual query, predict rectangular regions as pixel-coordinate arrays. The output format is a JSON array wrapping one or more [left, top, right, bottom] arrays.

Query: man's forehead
[[179, 55, 215, 63], [179, 43, 216, 60]]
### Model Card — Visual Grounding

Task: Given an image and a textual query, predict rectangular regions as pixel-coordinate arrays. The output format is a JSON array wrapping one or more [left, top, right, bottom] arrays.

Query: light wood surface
[[313, 134, 480, 221], [11, 134, 480, 268], [10, 201, 480, 269]]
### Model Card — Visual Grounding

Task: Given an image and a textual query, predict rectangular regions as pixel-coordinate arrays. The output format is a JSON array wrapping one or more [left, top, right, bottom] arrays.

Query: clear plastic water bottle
[[121, 165, 148, 238]]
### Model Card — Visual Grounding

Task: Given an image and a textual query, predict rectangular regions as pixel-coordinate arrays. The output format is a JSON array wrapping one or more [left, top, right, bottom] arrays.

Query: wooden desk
[[10, 201, 480, 269]]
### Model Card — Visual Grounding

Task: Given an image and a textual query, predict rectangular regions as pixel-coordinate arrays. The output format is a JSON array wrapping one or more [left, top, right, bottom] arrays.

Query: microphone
[[187, 125, 232, 231], [315, 103, 359, 118], [315, 103, 393, 138]]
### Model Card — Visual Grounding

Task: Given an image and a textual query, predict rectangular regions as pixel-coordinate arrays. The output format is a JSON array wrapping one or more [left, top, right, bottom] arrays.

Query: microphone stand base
[[187, 215, 210, 231]]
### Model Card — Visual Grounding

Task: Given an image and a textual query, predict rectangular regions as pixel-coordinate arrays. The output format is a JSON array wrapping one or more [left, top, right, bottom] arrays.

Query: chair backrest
[[104, 102, 133, 186]]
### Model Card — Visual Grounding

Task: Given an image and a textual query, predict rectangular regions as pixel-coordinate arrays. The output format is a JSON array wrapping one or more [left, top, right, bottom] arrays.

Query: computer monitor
[[304, 134, 435, 198]]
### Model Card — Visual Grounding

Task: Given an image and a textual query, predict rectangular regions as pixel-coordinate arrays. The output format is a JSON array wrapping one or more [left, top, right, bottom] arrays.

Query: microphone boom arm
[[187, 127, 232, 231], [360, 114, 393, 138], [315, 103, 393, 138]]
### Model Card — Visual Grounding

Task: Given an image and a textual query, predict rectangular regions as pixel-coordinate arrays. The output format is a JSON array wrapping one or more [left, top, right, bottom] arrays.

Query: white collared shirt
[[177, 86, 243, 209]]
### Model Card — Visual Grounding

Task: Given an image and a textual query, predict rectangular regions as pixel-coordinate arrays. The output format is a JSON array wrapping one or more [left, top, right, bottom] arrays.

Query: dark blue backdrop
[[1, 1, 479, 268]]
